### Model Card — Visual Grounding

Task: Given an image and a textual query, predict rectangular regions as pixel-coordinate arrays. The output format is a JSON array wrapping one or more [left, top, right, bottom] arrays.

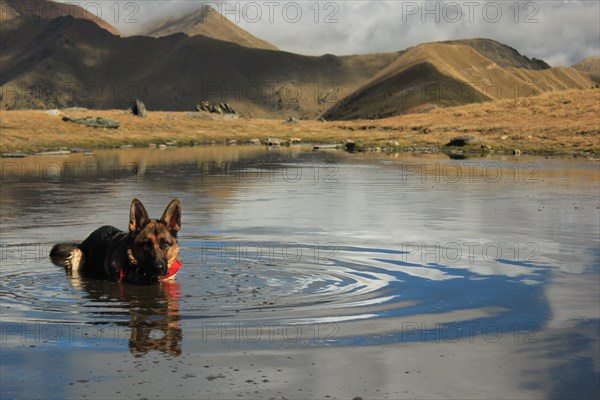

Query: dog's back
[[50, 226, 128, 280]]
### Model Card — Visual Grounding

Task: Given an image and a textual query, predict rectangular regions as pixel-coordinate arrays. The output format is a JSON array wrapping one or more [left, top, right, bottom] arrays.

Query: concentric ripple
[[177, 241, 400, 320], [0, 239, 549, 349]]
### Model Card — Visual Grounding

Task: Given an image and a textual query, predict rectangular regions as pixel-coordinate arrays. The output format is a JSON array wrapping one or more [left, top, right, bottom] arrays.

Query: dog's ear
[[129, 199, 150, 233], [160, 199, 181, 236]]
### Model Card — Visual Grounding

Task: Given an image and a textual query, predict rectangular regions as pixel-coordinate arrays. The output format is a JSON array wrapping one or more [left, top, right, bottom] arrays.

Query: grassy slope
[[572, 57, 600, 83], [322, 43, 595, 120], [1, 89, 598, 156]]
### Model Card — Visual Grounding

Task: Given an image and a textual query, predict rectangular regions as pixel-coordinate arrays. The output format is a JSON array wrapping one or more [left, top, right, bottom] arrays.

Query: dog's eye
[[143, 240, 152, 248], [161, 241, 170, 249]]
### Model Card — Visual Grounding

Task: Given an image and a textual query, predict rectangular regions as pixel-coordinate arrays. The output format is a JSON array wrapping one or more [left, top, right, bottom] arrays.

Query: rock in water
[[266, 138, 282, 146], [446, 136, 477, 147], [345, 140, 356, 153], [132, 99, 147, 118]]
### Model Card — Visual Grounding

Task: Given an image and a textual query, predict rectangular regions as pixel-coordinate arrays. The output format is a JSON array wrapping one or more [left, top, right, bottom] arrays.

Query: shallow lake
[[1, 147, 598, 399]]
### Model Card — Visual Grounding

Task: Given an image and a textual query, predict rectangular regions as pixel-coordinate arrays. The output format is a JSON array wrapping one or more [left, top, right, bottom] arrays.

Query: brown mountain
[[0, 9, 594, 120], [141, 5, 278, 51], [572, 57, 600, 83], [443, 39, 550, 70], [0, 16, 398, 117], [0, 0, 120, 35], [321, 40, 594, 120]]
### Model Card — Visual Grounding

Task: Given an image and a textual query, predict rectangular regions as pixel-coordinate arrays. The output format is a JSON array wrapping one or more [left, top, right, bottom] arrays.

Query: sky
[[56, 0, 600, 66]]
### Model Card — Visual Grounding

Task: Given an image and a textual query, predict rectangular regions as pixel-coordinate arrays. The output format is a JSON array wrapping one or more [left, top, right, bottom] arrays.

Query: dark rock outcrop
[[446, 137, 477, 147], [196, 101, 236, 115], [62, 116, 120, 129], [132, 99, 147, 118]]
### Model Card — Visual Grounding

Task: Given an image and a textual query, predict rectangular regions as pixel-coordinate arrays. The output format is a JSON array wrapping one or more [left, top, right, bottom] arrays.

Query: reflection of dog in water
[[50, 199, 183, 284], [79, 278, 183, 357]]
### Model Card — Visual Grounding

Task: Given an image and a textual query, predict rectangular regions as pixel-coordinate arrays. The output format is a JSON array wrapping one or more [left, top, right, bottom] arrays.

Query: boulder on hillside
[[219, 103, 236, 114], [196, 101, 236, 115], [62, 115, 120, 129], [132, 99, 147, 118]]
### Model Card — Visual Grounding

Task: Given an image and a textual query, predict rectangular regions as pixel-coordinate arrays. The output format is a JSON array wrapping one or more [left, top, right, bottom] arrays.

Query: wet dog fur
[[50, 199, 181, 284]]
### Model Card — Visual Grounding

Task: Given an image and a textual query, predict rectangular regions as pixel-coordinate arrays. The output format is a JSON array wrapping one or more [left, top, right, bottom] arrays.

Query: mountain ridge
[[0, 4, 595, 120], [572, 57, 600, 83], [0, 0, 121, 35], [0, 16, 399, 117], [321, 41, 594, 120]]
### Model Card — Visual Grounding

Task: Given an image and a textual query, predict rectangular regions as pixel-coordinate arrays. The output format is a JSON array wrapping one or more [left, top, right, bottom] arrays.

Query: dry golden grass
[[322, 42, 594, 120], [1, 89, 599, 156]]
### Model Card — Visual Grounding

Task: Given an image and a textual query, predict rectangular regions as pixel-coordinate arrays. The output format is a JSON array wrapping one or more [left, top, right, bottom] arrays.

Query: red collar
[[119, 259, 183, 282]]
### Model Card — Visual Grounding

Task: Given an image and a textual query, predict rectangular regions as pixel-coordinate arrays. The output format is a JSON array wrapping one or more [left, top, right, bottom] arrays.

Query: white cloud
[[56, 0, 600, 65]]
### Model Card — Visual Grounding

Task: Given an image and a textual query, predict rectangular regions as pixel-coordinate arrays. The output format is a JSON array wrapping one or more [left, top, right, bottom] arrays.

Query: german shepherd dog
[[50, 199, 182, 284]]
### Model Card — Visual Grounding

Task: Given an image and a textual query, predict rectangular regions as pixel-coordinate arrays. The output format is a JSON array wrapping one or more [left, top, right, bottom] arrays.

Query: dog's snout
[[155, 261, 168, 276]]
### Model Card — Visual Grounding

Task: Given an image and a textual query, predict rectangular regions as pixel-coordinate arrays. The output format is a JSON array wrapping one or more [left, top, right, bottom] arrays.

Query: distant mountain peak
[[0, 0, 120, 36], [441, 38, 550, 70], [572, 56, 600, 83], [141, 4, 278, 51]]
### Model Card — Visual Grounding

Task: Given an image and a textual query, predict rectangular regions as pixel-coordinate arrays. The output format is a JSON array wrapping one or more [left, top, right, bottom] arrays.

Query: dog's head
[[127, 199, 181, 281]]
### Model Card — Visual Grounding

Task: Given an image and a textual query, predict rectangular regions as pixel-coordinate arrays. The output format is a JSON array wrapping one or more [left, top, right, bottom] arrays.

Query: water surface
[[1, 147, 598, 399]]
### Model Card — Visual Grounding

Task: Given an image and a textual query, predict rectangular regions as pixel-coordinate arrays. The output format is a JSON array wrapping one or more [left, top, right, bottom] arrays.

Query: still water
[[1, 147, 598, 399]]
